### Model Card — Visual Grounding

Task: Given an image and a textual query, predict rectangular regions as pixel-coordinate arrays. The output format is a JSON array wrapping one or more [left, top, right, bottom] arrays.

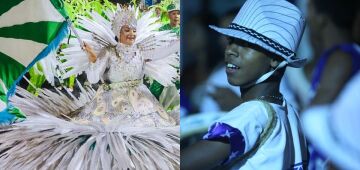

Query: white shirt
[[204, 101, 308, 169]]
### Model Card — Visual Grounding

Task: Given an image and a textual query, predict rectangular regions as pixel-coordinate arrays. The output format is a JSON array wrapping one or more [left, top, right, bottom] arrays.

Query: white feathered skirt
[[0, 84, 179, 169]]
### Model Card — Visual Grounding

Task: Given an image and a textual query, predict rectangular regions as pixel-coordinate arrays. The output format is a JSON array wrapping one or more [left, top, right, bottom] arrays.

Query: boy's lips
[[225, 62, 240, 74]]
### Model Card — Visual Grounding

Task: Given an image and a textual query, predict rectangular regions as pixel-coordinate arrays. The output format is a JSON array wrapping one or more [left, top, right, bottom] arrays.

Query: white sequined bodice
[[105, 44, 144, 83]]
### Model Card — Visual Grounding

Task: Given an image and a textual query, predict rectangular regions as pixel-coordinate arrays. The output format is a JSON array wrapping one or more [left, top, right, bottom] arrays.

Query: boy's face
[[169, 10, 180, 27], [224, 38, 271, 86]]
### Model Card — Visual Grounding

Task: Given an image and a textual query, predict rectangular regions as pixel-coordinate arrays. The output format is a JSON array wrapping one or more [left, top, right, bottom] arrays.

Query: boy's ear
[[318, 14, 330, 29], [270, 59, 280, 68]]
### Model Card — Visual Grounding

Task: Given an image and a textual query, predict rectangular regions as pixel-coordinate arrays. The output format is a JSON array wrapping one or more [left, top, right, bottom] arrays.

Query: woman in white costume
[[0, 5, 179, 170]]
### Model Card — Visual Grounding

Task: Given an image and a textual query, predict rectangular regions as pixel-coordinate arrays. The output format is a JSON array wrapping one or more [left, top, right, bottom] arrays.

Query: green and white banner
[[0, 0, 69, 124]]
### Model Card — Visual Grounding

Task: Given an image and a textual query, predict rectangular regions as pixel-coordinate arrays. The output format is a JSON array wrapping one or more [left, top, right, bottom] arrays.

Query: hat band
[[228, 23, 295, 58]]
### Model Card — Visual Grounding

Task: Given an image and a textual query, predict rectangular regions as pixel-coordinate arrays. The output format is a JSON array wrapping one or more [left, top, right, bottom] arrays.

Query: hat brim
[[209, 25, 306, 68], [302, 106, 360, 169], [168, 9, 180, 12]]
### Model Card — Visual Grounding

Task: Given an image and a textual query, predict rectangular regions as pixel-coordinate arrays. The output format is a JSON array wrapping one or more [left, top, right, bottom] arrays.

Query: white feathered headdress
[[111, 5, 138, 38]]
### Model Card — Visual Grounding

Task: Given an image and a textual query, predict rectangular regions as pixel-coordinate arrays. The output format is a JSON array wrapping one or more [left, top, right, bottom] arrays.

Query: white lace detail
[[105, 44, 144, 82]]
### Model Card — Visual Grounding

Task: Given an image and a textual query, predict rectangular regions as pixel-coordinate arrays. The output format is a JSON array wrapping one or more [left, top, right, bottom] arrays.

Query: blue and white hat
[[210, 0, 306, 68]]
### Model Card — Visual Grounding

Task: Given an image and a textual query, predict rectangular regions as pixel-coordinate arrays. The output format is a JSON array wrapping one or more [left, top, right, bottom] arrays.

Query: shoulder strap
[[216, 100, 278, 170]]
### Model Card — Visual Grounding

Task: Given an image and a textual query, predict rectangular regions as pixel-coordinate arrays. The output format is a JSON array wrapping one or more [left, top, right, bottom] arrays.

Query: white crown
[[111, 5, 138, 38], [210, 0, 306, 67]]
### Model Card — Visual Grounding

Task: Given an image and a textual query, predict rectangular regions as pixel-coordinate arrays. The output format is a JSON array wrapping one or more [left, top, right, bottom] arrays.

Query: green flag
[[0, 0, 69, 124]]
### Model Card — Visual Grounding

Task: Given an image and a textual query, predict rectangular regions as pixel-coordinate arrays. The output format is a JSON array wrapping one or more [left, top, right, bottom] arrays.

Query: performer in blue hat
[[182, 0, 308, 169]]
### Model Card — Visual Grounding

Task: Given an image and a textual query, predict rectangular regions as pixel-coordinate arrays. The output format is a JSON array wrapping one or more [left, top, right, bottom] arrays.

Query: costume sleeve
[[143, 53, 178, 86], [85, 48, 110, 84], [203, 101, 269, 164]]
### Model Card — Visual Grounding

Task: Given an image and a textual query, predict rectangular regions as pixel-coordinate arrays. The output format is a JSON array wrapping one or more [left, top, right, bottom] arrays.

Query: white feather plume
[[1, 82, 179, 169]]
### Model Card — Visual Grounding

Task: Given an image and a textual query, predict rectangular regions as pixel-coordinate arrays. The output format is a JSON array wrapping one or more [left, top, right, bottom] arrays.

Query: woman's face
[[119, 25, 136, 46], [224, 39, 271, 86]]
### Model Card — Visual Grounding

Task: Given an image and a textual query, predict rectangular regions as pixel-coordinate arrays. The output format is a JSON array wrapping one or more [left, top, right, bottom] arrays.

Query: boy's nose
[[225, 50, 237, 59]]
